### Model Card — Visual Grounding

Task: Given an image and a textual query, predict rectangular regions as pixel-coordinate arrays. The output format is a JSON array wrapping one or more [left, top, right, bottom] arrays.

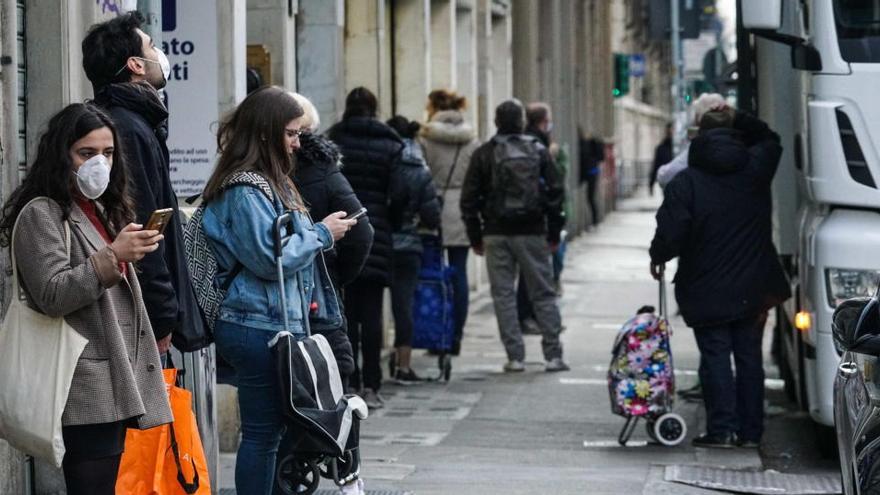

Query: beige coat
[[13, 198, 172, 429], [419, 110, 481, 247]]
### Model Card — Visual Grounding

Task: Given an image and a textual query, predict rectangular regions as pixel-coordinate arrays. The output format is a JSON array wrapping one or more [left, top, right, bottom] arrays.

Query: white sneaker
[[545, 357, 570, 372], [503, 360, 525, 372]]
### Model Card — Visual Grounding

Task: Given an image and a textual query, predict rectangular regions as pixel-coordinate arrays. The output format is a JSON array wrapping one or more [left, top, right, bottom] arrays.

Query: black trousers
[[693, 312, 767, 442], [345, 280, 385, 392], [391, 252, 421, 348], [62, 421, 127, 495], [585, 173, 600, 226]]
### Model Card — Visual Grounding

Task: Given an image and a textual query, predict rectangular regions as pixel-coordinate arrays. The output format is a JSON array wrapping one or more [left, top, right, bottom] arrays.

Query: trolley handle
[[273, 212, 295, 258], [273, 213, 296, 333], [658, 271, 668, 319]]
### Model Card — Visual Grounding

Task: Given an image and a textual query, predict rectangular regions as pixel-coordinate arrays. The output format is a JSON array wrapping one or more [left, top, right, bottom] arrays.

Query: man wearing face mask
[[81, 12, 208, 355]]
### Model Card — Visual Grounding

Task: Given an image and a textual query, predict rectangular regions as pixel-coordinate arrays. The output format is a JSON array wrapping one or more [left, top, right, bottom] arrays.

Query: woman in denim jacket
[[200, 86, 355, 495]]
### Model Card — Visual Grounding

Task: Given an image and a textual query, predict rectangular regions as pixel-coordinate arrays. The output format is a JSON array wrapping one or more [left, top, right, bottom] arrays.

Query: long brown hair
[[203, 86, 305, 209], [0, 103, 135, 247]]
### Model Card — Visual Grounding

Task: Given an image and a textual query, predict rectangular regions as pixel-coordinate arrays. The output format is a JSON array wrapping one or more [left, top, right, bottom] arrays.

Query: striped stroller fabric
[[270, 332, 367, 456]]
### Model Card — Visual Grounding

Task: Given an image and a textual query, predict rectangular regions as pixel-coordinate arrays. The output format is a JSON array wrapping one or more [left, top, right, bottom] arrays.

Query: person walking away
[[327, 87, 402, 409], [0, 103, 173, 495], [649, 109, 790, 448], [419, 89, 481, 355], [386, 116, 442, 384], [460, 99, 569, 373], [578, 127, 605, 229], [200, 87, 355, 494], [650, 123, 674, 195], [83, 12, 206, 354]]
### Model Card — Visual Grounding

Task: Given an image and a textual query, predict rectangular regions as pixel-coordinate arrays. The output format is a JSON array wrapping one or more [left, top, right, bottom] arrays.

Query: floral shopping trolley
[[607, 275, 687, 446]]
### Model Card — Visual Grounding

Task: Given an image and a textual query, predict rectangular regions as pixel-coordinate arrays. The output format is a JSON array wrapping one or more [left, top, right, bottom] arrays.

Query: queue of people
[[0, 10, 593, 495]]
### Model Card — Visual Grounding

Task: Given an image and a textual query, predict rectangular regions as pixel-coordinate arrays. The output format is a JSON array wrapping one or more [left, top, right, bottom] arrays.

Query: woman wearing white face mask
[[0, 103, 172, 495]]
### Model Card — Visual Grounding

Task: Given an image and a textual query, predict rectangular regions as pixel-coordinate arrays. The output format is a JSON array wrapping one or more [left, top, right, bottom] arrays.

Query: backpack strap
[[219, 171, 274, 201], [440, 144, 463, 205]]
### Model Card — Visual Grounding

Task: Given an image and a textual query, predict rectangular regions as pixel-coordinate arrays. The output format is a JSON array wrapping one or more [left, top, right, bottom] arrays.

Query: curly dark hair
[[0, 104, 136, 247], [82, 11, 146, 92]]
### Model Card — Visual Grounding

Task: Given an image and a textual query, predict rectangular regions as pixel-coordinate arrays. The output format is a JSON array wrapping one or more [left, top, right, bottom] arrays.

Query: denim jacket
[[202, 184, 342, 334]]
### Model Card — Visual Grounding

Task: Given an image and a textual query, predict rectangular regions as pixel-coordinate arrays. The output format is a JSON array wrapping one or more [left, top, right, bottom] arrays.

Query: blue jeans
[[693, 313, 767, 442], [447, 247, 470, 355], [215, 321, 286, 495]]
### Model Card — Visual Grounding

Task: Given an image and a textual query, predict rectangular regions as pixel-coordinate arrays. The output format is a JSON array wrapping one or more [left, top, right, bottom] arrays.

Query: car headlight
[[826, 268, 880, 308]]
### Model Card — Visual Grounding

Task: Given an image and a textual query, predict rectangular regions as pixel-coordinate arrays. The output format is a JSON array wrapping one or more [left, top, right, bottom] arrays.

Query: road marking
[[583, 440, 648, 448], [592, 323, 623, 329], [559, 378, 607, 385]]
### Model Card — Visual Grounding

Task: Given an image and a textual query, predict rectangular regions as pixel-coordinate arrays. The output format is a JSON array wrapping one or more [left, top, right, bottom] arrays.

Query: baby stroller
[[390, 234, 455, 382], [268, 213, 369, 494], [607, 275, 687, 446]]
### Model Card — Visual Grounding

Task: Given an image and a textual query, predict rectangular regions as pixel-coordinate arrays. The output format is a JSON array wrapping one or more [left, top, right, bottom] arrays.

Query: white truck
[[741, 0, 880, 445]]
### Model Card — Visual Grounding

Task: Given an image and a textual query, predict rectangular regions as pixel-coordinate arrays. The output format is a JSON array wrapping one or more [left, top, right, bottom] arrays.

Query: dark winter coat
[[327, 117, 404, 286], [649, 112, 791, 328], [460, 133, 565, 246], [94, 82, 207, 349], [390, 138, 442, 253], [294, 132, 374, 288]]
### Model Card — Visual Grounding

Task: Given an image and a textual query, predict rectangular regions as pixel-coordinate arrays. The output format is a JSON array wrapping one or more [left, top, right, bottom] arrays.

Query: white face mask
[[114, 49, 171, 83], [75, 154, 111, 200], [154, 49, 171, 81]]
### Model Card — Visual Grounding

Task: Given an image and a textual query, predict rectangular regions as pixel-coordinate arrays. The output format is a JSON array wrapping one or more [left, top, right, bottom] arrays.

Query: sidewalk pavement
[[220, 192, 766, 494]]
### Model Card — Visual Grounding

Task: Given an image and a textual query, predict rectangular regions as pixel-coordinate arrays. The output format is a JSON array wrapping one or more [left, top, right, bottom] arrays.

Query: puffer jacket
[[327, 117, 403, 286], [419, 110, 480, 247], [294, 132, 374, 288], [390, 138, 442, 253], [649, 112, 791, 327]]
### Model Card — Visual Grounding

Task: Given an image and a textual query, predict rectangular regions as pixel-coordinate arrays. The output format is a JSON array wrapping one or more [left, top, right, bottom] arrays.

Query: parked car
[[832, 295, 880, 494]]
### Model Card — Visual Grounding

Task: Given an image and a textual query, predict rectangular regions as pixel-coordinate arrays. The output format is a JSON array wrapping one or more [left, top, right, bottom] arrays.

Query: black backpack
[[489, 134, 545, 221]]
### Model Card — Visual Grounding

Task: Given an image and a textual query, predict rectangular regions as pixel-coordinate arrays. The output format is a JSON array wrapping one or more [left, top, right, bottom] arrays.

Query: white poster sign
[[162, 0, 218, 197]]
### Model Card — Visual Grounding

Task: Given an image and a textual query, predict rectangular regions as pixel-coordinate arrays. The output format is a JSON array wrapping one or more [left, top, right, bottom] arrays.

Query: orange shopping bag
[[116, 369, 211, 495]]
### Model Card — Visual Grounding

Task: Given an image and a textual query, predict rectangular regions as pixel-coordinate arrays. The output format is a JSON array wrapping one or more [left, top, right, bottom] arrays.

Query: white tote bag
[[0, 201, 88, 467]]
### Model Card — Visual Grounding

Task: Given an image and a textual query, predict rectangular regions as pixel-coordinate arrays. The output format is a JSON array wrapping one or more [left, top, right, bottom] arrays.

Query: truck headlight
[[826, 268, 880, 308]]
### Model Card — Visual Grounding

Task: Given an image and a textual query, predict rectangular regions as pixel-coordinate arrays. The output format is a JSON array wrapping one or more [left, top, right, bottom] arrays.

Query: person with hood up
[[649, 108, 790, 449], [419, 89, 481, 356], [385, 116, 442, 384]]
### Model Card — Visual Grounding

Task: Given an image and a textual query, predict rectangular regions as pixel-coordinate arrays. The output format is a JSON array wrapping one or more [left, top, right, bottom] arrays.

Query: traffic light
[[613, 53, 630, 98]]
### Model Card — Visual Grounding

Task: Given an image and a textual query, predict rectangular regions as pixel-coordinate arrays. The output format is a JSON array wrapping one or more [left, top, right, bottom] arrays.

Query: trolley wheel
[[441, 354, 452, 382], [653, 413, 687, 446], [276, 455, 320, 495], [645, 421, 658, 443], [318, 450, 356, 481]]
